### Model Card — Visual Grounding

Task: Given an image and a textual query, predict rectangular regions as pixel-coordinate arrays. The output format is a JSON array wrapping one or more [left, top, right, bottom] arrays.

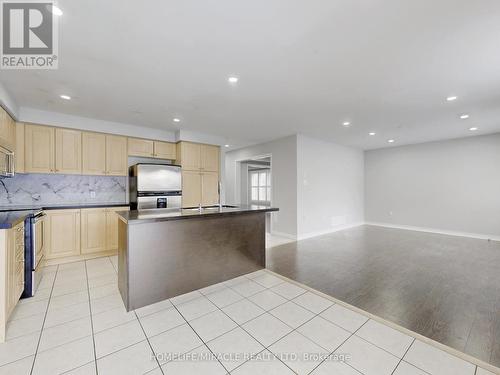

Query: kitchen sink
[[184, 205, 239, 211]]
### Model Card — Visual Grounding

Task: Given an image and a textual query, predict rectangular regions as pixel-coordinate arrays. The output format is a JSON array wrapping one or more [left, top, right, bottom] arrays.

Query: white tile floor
[[0, 256, 496, 375]]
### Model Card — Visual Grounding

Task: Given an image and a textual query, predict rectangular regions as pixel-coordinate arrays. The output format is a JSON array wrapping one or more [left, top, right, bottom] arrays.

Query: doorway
[[238, 156, 272, 232]]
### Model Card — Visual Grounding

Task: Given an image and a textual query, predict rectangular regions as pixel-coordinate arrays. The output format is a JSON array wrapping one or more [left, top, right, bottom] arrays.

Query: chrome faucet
[[218, 181, 223, 210]]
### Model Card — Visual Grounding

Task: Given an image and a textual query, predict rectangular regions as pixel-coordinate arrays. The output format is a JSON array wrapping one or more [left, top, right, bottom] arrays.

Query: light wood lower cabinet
[[106, 207, 129, 250], [45, 207, 129, 260], [0, 222, 25, 342], [45, 209, 81, 259], [81, 208, 107, 254]]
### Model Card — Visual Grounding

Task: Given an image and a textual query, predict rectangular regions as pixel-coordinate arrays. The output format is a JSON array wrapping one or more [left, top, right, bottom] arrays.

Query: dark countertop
[[117, 205, 278, 224], [0, 202, 130, 229], [0, 210, 34, 229], [0, 202, 129, 212]]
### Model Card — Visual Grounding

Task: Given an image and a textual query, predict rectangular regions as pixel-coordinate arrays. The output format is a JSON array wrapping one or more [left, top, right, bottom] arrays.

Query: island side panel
[[126, 212, 266, 310], [117, 218, 129, 310]]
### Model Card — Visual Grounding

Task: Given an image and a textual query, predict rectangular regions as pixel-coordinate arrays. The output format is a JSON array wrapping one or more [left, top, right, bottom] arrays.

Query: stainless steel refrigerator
[[129, 164, 182, 209]]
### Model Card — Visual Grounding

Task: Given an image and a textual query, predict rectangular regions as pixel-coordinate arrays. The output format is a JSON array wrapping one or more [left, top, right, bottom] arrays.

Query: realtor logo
[[1, 0, 59, 69]]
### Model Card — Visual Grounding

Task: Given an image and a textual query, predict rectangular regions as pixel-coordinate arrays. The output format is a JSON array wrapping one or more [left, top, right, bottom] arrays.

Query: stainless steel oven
[[22, 210, 45, 298], [0, 145, 14, 177]]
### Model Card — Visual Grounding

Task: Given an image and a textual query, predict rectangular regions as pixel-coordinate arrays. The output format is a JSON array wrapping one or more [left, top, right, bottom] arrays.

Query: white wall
[[365, 133, 500, 238], [224, 134, 364, 239], [297, 135, 364, 239], [224, 135, 298, 237]]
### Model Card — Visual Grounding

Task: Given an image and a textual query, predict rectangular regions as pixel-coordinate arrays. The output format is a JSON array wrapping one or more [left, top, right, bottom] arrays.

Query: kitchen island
[[116, 205, 278, 311]]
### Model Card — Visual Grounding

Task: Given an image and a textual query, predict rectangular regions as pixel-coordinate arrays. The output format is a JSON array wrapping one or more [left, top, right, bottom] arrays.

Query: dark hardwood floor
[[267, 225, 500, 367]]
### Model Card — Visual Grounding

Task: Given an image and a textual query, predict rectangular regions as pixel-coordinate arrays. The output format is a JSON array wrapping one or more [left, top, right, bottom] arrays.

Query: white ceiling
[[1, 0, 500, 150]]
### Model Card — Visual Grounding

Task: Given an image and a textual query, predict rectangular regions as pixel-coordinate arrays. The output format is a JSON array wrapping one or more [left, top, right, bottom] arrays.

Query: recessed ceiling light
[[460, 114, 469, 119], [342, 121, 351, 127], [60, 95, 71, 100], [369, 132, 376, 136], [446, 96, 458, 101], [173, 118, 180, 123], [387, 139, 395, 143], [469, 127, 478, 131], [224, 144, 230, 148], [228, 76, 239, 83]]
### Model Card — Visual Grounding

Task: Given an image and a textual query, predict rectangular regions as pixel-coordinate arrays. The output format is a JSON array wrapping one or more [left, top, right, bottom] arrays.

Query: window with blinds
[[249, 169, 271, 205]]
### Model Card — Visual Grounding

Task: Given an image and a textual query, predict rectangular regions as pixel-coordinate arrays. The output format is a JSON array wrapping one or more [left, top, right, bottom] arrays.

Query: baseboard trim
[[296, 222, 365, 241], [269, 231, 297, 240], [366, 222, 500, 242], [45, 250, 118, 266]]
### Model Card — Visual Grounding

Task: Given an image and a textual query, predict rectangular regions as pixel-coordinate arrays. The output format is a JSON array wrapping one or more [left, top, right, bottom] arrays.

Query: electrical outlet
[[90, 191, 96, 199]]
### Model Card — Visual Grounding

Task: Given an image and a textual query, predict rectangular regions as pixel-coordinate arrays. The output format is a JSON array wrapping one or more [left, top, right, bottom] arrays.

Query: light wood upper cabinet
[[178, 142, 220, 207], [0, 107, 15, 151], [82, 132, 106, 175], [45, 209, 81, 259], [106, 207, 129, 251], [201, 144, 219, 172], [201, 172, 219, 206], [177, 142, 220, 172], [25, 124, 55, 173], [81, 208, 107, 254], [15, 123, 24, 173], [128, 138, 176, 160], [55, 128, 82, 174], [154, 141, 176, 160], [106, 135, 127, 176], [179, 142, 201, 171], [128, 138, 154, 157], [0, 107, 8, 148], [182, 171, 202, 207]]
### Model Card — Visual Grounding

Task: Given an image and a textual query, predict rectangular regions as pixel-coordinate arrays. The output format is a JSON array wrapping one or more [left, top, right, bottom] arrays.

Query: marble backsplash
[[0, 173, 127, 207]]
